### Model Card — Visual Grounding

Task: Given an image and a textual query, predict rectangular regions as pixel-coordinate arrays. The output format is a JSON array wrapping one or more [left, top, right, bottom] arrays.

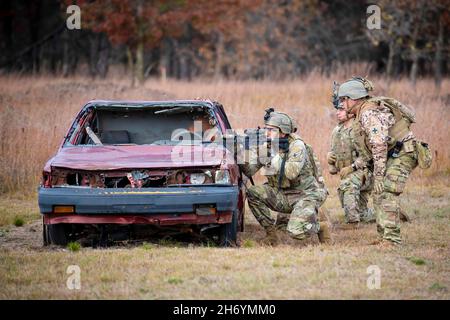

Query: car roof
[[83, 99, 217, 110]]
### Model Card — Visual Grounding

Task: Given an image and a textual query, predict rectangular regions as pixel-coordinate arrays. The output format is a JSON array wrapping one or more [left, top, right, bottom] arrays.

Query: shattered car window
[[68, 105, 221, 146]]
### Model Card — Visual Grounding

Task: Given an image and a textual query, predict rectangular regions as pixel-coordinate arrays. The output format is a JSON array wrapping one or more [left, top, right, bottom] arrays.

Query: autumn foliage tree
[[1, 0, 448, 82], [76, 0, 191, 85], [76, 0, 259, 84], [366, 0, 449, 87]]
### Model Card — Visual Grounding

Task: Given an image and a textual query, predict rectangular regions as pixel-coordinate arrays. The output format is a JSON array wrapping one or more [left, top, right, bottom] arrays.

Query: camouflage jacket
[[240, 134, 321, 193], [352, 100, 396, 178], [330, 119, 357, 171]]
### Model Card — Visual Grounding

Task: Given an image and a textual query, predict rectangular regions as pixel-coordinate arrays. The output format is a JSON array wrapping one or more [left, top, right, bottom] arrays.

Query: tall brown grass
[[0, 73, 449, 194]]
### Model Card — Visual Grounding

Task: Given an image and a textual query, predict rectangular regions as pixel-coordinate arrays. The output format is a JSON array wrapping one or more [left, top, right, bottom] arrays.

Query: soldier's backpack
[[367, 96, 432, 168], [367, 96, 416, 146]]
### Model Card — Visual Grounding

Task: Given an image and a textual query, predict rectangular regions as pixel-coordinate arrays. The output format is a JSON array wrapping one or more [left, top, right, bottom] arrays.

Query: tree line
[[0, 0, 448, 87]]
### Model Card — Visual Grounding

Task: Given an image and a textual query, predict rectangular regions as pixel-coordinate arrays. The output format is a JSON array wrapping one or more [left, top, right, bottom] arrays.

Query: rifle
[[222, 128, 289, 154], [222, 129, 289, 186], [242, 127, 289, 151]]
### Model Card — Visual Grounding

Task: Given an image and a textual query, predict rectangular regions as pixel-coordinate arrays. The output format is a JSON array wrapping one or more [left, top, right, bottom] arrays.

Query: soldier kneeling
[[239, 109, 329, 246]]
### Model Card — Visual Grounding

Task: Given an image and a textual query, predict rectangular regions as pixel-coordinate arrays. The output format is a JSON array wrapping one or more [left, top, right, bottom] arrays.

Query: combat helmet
[[264, 108, 296, 134], [338, 77, 374, 100]]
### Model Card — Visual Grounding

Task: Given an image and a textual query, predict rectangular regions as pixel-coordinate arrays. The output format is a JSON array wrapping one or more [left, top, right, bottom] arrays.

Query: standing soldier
[[327, 105, 375, 226], [240, 109, 330, 245], [336, 77, 422, 245]]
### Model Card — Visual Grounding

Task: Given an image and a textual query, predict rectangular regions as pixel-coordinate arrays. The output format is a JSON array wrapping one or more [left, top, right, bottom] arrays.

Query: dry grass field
[[0, 73, 449, 194], [0, 73, 449, 299]]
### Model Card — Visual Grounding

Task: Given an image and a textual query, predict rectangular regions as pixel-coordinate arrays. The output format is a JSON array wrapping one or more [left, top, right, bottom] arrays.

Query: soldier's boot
[[360, 208, 376, 224], [278, 231, 320, 247], [399, 209, 411, 222], [318, 222, 333, 245], [262, 226, 280, 246]]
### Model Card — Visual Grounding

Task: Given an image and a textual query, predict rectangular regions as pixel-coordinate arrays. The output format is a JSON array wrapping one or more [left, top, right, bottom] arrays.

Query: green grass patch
[[272, 261, 291, 268], [434, 207, 450, 219], [429, 282, 448, 292], [67, 242, 81, 252], [407, 256, 426, 266], [167, 277, 183, 285], [0, 197, 40, 226], [159, 238, 181, 247], [13, 217, 24, 227], [139, 287, 150, 294], [242, 239, 256, 248], [201, 240, 218, 248], [141, 242, 154, 250]]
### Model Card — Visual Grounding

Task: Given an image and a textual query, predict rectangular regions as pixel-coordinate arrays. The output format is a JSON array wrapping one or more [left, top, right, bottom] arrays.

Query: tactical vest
[[351, 97, 415, 162], [266, 134, 318, 191], [331, 122, 356, 170]]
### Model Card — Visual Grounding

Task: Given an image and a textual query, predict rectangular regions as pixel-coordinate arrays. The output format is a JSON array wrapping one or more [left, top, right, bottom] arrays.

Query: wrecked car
[[38, 100, 246, 246]]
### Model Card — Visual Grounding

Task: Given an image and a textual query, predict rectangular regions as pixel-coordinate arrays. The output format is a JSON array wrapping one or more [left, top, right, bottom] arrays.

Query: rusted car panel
[[48, 145, 227, 170], [39, 99, 245, 246], [43, 212, 233, 225], [39, 185, 239, 215]]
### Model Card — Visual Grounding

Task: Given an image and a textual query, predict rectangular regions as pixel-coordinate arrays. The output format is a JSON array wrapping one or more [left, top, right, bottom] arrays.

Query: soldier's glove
[[258, 142, 273, 165], [353, 157, 366, 169], [374, 176, 384, 194], [328, 164, 338, 175], [327, 152, 337, 165], [260, 150, 282, 176], [269, 153, 282, 174], [339, 165, 353, 179]]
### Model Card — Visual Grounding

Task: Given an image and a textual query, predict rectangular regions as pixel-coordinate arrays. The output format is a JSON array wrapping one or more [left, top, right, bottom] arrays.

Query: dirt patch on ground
[[0, 220, 43, 251], [0, 219, 243, 250]]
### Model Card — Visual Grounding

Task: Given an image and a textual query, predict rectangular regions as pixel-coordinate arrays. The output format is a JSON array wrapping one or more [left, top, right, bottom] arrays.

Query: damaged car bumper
[[39, 185, 238, 225]]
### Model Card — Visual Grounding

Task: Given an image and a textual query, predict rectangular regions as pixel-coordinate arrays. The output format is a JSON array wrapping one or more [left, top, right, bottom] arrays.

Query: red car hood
[[50, 145, 230, 170]]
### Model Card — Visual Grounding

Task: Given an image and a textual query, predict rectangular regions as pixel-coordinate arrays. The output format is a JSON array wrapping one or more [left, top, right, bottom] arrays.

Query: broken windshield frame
[[63, 102, 223, 147]]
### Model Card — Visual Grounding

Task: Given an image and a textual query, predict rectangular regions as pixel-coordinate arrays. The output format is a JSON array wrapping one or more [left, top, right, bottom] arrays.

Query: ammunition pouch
[[387, 118, 411, 149], [388, 141, 403, 158], [416, 140, 432, 169]]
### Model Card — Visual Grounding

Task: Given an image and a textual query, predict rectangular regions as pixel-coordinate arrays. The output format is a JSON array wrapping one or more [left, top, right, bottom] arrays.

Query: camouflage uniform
[[329, 119, 374, 223], [351, 99, 418, 244], [241, 133, 327, 240]]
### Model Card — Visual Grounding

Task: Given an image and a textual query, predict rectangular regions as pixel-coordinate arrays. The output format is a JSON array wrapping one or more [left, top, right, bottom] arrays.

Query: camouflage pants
[[374, 143, 418, 244], [246, 184, 326, 240], [338, 169, 374, 223]]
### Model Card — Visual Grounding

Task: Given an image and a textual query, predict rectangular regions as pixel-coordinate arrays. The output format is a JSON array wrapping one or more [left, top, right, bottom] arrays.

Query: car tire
[[42, 221, 49, 246], [219, 210, 238, 247], [47, 224, 68, 246]]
